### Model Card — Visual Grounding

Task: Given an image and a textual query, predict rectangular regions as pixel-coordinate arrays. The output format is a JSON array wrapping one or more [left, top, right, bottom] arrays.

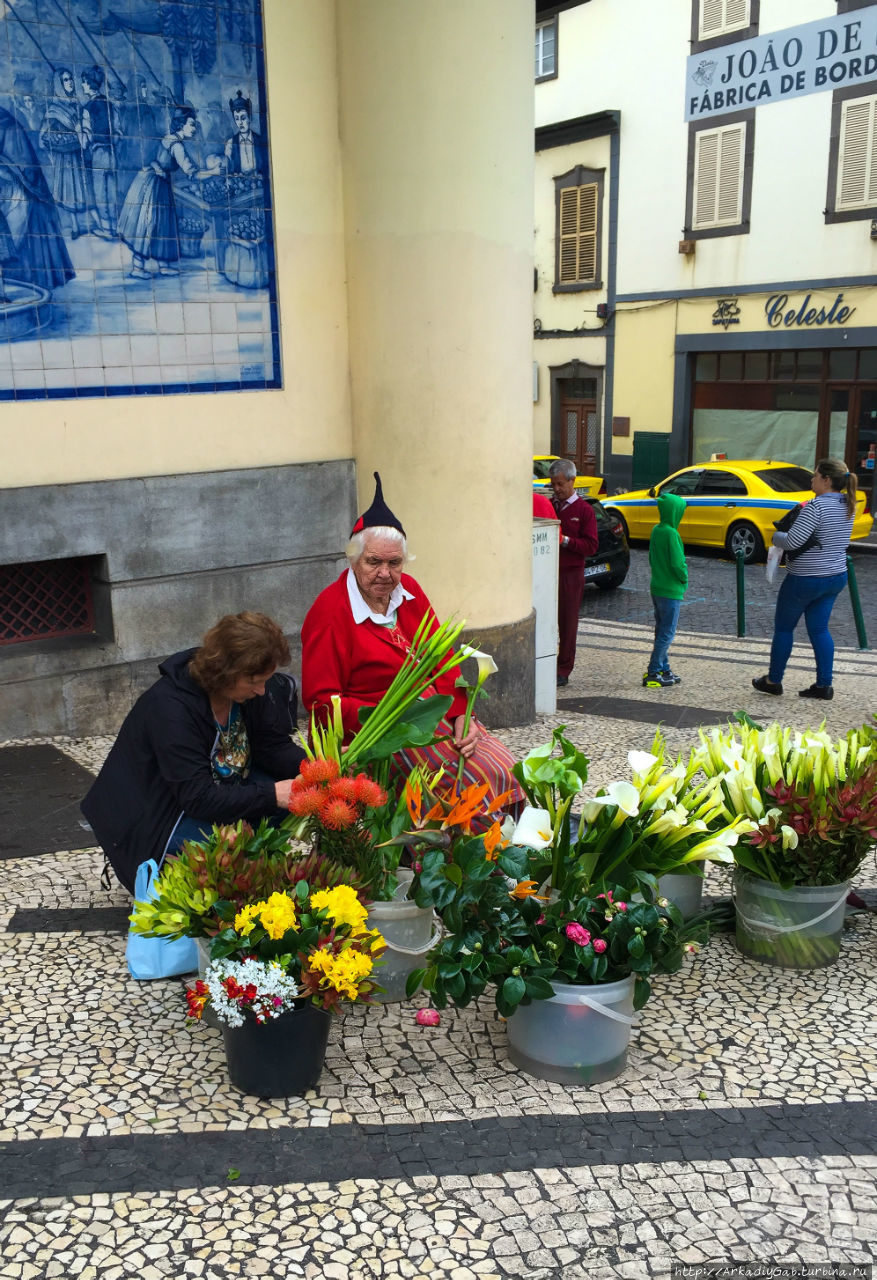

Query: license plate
[[584, 562, 611, 578]]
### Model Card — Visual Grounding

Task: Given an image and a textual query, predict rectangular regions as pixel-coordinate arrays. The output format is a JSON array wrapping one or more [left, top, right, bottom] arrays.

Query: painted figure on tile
[[81, 66, 118, 240], [117, 105, 212, 279], [39, 68, 91, 239], [223, 91, 267, 177], [0, 106, 74, 297]]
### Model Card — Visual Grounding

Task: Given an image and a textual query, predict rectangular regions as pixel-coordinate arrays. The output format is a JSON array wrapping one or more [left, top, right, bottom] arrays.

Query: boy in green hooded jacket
[[644, 491, 688, 689]]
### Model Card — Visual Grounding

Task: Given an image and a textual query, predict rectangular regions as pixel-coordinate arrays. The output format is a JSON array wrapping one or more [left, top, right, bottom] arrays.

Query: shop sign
[[686, 10, 877, 122], [712, 299, 741, 329], [764, 293, 856, 329]]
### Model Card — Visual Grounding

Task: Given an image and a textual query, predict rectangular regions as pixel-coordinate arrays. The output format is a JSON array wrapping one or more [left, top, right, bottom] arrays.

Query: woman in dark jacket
[[82, 612, 305, 892]]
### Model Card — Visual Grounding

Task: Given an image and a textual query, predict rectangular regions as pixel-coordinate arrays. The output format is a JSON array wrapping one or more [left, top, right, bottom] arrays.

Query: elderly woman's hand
[[274, 779, 295, 809], [452, 714, 480, 761]]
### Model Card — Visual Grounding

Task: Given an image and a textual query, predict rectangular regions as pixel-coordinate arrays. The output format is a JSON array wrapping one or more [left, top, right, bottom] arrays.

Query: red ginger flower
[[320, 797, 357, 830], [299, 758, 340, 785]]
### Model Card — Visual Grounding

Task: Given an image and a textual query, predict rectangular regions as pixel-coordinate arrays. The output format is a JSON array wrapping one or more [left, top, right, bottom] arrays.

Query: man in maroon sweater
[[550, 458, 598, 686]]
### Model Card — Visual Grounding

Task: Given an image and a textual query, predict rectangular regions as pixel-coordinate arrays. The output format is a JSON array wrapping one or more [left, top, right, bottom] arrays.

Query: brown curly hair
[[188, 612, 290, 696]]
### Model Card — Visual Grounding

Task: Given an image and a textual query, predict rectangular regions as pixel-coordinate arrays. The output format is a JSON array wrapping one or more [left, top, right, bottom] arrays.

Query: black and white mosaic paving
[[1, 623, 875, 1279]]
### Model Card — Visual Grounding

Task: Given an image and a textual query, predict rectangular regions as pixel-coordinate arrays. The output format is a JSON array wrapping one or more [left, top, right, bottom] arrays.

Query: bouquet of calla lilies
[[407, 728, 711, 1017], [697, 721, 877, 888]]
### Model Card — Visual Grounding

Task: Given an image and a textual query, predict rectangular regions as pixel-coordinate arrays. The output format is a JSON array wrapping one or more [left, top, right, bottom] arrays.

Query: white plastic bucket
[[366, 869, 441, 1003], [733, 871, 849, 969], [505, 975, 636, 1085]]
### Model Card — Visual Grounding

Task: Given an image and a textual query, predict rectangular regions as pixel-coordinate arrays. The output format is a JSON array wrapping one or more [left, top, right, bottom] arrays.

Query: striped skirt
[[395, 724, 524, 830]]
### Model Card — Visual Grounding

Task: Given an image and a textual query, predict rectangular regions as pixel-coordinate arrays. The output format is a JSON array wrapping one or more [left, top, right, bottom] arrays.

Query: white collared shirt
[[346, 568, 415, 625]]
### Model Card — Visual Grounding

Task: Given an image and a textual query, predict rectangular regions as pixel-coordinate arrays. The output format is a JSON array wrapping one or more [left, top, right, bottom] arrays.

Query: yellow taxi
[[603, 460, 874, 564], [533, 455, 604, 498]]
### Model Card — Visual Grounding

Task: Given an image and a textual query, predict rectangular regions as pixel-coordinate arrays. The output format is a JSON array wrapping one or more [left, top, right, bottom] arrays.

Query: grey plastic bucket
[[658, 871, 704, 920], [506, 975, 636, 1085], [733, 871, 849, 969], [366, 869, 441, 1002]]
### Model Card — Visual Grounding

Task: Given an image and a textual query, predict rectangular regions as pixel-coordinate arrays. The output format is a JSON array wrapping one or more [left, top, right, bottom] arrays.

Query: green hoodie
[[649, 491, 688, 600]]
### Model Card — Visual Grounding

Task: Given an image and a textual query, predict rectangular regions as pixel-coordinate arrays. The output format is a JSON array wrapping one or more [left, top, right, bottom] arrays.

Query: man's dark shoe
[[799, 684, 833, 700], [752, 676, 783, 696], [556, 675, 568, 687]]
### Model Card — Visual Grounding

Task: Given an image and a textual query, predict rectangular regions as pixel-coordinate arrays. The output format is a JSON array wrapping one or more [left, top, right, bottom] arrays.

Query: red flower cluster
[[288, 759, 388, 831]]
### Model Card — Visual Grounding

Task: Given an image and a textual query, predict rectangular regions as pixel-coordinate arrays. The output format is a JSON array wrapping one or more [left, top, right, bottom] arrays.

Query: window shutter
[[559, 184, 598, 283], [837, 97, 877, 211], [699, 0, 749, 40], [693, 123, 745, 228]]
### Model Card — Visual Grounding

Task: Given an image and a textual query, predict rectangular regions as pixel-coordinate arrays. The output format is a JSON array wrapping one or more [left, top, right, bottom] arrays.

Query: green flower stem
[[454, 685, 480, 788]]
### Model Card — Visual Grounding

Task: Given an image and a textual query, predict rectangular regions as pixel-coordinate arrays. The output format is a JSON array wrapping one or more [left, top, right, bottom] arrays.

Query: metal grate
[[0, 558, 95, 646]]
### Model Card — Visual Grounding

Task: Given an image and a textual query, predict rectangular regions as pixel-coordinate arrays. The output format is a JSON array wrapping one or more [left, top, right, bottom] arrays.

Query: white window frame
[[698, 0, 750, 41], [535, 18, 557, 81], [692, 121, 746, 230], [836, 94, 877, 212]]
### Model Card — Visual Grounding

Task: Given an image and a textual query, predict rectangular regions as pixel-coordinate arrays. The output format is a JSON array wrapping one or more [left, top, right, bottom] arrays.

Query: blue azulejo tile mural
[[0, 0, 280, 400]]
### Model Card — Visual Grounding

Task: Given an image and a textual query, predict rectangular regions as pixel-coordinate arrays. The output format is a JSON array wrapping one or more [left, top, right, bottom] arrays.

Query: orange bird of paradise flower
[[483, 818, 508, 862], [509, 879, 540, 899]]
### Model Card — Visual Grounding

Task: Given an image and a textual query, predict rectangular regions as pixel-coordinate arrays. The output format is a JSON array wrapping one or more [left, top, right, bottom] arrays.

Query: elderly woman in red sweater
[[301, 475, 522, 816]]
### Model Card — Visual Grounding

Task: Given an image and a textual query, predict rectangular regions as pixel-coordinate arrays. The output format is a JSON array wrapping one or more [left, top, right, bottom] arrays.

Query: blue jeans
[[769, 571, 847, 687], [648, 595, 681, 675]]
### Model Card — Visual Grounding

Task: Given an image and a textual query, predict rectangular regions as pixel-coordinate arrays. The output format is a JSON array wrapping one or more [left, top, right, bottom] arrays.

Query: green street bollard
[[736, 550, 746, 637], [846, 554, 869, 650]]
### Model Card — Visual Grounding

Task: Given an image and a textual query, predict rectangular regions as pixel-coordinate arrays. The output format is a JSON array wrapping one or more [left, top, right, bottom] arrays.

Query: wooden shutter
[[693, 123, 745, 229], [699, 0, 748, 40], [837, 96, 877, 211], [559, 184, 598, 283]]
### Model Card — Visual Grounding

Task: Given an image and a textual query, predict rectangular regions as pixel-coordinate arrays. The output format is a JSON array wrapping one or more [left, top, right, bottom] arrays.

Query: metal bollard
[[846, 554, 869, 650], [736, 549, 746, 637]]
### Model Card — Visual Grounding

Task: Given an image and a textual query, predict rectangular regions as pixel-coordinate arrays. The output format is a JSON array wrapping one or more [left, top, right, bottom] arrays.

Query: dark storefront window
[[691, 347, 877, 474]]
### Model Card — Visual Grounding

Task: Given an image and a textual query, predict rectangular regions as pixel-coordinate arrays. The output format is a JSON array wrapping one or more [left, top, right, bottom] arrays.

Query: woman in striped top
[[753, 458, 857, 701]]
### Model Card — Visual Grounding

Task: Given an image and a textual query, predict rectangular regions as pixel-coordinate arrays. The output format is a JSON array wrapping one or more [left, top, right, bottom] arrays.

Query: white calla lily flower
[[510, 807, 554, 849], [459, 645, 498, 685], [628, 750, 658, 776]]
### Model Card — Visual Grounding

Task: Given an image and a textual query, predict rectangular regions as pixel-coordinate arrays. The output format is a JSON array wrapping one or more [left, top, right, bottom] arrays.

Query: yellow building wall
[[610, 301, 679, 458], [1, 0, 353, 490], [338, 0, 535, 627]]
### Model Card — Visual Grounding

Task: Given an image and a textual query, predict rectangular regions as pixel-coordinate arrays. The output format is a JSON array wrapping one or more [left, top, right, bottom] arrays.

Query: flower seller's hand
[[452, 715, 480, 761]]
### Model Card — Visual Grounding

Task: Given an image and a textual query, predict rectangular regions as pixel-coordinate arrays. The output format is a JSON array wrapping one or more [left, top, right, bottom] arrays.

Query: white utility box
[[532, 517, 559, 715]]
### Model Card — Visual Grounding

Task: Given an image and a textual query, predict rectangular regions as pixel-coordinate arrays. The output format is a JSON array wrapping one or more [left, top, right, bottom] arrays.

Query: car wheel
[[605, 509, 629, 540], [725, 520, 764, 564], [595, 572, 627, 591]]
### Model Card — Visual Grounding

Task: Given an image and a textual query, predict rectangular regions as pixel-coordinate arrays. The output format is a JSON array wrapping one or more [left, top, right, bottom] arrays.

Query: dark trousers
[[557, 566, 585, 678]]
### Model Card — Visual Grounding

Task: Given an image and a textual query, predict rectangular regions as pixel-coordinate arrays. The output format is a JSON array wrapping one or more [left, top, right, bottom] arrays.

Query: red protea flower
[[327, 776, 358, 803], [320, 797, 357, 830], [288, 785, 325, 816], [299, 758, 340, 785], [352, 774, 388, 809]]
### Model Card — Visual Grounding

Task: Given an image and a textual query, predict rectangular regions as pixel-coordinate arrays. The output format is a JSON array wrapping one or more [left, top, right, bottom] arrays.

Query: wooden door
[[559, 399, 598, 475]]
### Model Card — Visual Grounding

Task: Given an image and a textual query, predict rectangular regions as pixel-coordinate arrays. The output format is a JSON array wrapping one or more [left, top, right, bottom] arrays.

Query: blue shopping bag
[[126, 858, 198, 980]]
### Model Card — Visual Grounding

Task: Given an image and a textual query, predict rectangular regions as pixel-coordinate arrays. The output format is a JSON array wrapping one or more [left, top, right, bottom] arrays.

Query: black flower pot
[[222, 1003, 331, 1098]]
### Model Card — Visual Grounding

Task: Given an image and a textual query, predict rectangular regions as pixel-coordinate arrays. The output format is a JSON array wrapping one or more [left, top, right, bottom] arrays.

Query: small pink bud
[[535, 914, 545, 926], [616, 901, 628, 912], [413, 861, 423, 873], [592, 938, 607, 954], [415, 1008, 440, 1027]]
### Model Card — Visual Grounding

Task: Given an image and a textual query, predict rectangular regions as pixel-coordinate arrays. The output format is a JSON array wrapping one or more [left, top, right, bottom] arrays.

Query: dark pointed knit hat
[[351, 471, 406, 537]]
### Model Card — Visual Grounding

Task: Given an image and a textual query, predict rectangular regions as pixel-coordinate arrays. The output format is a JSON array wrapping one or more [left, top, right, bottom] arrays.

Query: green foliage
[[129, 819, 360, 941]]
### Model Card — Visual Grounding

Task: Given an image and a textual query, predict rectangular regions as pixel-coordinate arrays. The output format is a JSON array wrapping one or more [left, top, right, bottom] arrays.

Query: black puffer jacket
[[81, 648, 305, 892]]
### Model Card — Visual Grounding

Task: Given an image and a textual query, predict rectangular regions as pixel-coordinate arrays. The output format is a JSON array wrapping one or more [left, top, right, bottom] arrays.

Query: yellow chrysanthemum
[[306, 946, 374, 1000], [310, 884, 369, 935], [234, 892, 297, 940]]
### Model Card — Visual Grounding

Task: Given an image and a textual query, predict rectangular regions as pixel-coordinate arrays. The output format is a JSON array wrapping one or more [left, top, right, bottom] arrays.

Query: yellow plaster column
[[336, 0, 536, 723]]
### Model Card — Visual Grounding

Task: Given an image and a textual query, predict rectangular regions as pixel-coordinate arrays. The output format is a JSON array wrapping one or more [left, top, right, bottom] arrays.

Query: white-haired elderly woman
[[301, 474, 522, 817]]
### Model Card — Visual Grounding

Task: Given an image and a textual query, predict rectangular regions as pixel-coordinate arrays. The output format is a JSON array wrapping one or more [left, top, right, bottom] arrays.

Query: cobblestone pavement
[[1, 614, 876, 1280]]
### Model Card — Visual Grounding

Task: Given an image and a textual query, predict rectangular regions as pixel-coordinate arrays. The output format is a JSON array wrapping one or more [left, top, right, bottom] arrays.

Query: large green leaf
[[355, 696, 453, 762]]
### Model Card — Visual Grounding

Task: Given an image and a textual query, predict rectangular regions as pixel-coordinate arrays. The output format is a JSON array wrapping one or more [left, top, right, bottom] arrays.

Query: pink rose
[[565, 922, 591, 947], [616, 901, 628, 912], [592, 938, 607, 954], [415, 1008, 440, 1026]]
